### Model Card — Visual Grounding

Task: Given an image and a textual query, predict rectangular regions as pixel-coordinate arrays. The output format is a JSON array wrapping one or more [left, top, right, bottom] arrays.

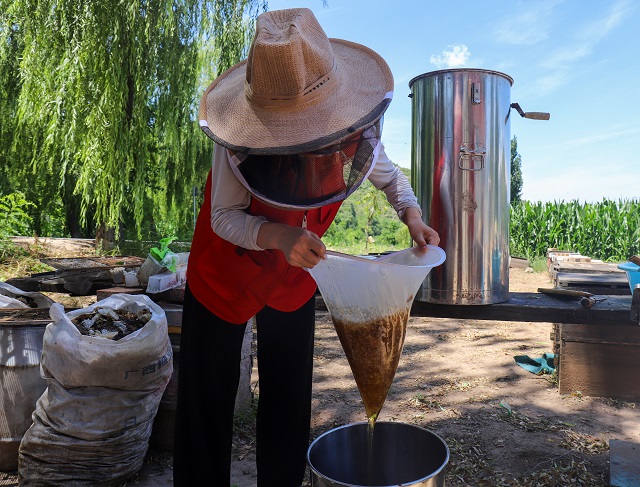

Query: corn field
[[510, 199, 640, 261]]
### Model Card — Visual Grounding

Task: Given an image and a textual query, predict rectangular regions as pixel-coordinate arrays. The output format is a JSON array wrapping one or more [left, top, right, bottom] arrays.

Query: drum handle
[[459, 146, 486, 171]]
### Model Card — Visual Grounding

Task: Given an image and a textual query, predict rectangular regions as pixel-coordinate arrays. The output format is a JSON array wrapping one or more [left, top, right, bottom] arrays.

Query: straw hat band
[[244, 61, 339, 107], [199, 92, 392, 156]]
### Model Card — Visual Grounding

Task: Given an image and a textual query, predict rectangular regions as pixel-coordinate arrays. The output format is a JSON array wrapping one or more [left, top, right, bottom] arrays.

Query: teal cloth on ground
[[514, 353, 556, 375]]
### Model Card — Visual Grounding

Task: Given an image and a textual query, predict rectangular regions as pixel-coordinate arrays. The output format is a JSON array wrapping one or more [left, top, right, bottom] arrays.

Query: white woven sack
[[18, 294, 172, 485], [44, 294, 171, 390]]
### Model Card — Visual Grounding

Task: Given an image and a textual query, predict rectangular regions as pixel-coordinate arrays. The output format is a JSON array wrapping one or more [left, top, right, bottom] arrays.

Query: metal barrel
[[0, 323, 48, 470], [307, 422, 448, 487], [409, 69, 513, 305]]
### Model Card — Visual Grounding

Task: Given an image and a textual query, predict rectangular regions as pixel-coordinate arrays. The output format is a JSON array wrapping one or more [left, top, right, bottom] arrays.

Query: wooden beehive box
[[546, 248, 630, 295], [556, 322, 640, 400], [547, 250, 639, 399]]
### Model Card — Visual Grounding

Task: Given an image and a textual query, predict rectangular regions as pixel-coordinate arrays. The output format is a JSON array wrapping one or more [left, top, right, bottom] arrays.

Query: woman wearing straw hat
[[173, 7, 439, 486]]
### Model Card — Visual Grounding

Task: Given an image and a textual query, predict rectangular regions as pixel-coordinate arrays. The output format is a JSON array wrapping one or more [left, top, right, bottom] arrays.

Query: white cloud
[[522, 168, 638, 203], [430, 45, 471, 69], [564, 126, 640, 146], [579, 0, 631, 42], [542, 1, 631, 69], [529, 0, 633, 97], [527, 71, 570, 97], [495, 0, 563, 45], [542, 45, 591, 68]]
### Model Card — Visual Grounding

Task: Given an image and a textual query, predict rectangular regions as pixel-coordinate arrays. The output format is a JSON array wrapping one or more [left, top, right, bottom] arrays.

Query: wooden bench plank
[[317, 290, 639, 326], [408, 292, 635, 326]]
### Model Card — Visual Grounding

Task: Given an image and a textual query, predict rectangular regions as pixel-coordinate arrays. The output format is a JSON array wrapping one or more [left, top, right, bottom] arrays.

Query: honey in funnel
[[332, 307, 409, 422], [308, 247, 446, 420]]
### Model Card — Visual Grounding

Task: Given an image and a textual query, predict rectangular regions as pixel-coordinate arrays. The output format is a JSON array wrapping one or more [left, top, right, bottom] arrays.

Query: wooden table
[[409, 291, 637, 326]]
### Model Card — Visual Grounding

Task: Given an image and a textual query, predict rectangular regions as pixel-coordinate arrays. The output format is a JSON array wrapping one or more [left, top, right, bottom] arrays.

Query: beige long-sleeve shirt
[[209, 142, 420, 250]]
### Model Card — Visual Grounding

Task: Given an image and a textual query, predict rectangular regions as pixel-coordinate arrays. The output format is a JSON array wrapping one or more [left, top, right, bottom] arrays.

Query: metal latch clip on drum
[[459, 144, 486, 171]]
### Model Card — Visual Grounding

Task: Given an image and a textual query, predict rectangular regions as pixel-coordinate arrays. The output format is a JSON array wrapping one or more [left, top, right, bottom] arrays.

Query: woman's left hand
[[403, 207, 440, 250]]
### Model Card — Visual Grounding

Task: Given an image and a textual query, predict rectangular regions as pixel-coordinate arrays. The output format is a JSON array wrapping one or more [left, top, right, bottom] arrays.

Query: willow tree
[[0, 0, 265, 245]]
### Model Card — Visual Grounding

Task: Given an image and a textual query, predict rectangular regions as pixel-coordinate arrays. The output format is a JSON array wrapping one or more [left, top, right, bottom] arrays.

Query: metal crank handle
[[510, 103, 550, 120], [523, 112, 550, 120]]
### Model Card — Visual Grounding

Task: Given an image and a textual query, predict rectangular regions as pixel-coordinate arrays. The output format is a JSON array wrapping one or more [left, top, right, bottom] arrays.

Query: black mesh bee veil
[[228, 120, 383, 210]]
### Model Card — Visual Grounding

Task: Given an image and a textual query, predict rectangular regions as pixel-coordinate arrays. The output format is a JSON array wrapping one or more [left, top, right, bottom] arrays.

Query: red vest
[[187, 170, 342, 324]]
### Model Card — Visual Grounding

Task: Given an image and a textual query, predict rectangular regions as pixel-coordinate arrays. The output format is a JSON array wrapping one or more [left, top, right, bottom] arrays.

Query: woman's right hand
[[257, 222, 326, 268]]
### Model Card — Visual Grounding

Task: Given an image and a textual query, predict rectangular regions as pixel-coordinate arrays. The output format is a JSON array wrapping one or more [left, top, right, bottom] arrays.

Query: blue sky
[[267, 0, 639, 203]]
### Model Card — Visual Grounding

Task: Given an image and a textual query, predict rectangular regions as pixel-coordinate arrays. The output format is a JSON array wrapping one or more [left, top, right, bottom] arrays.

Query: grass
[[233, 387, 258, 442], [0, 253, 54, 281], [0, 236, 61, 281], [529, 256, 549, 273]]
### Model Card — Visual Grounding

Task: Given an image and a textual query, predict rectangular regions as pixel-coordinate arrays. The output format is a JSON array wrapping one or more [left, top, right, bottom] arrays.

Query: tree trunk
[[95, 224, 118, 254], [61, 175, 87, 238], [64, 200, 84, 238]]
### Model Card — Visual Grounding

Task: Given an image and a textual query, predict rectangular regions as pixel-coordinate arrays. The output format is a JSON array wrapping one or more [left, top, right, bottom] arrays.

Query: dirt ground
[[223, 266, 638, 487], [3, 238, 639, 486], [131, 266, 636, 487]]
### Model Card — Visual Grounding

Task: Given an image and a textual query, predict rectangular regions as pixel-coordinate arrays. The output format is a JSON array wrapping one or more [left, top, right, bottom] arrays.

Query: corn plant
[[510, 199, 640, 261]]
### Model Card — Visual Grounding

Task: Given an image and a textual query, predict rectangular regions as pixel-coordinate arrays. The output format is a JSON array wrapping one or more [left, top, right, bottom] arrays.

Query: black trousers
[[173, 284, 316, 487]]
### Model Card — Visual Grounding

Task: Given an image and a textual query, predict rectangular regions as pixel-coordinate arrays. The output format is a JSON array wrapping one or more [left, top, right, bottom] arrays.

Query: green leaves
[[510, 199, 640, 260], [149, 235, 177, 262], [1, 0, 263, 240], [510, 136, 523, 204], [0, 192, 34, 237]]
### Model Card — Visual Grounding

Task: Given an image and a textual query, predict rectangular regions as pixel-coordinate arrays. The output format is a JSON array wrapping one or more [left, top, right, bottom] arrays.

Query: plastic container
[[308, 246, 445, 420], [146, 269, 184, 293], [309, 246, 446, 324], [617, 261, 640, 293], [124, 271, 140, 287], [144, 253, 189, 293], [136, 254, 165, 285]]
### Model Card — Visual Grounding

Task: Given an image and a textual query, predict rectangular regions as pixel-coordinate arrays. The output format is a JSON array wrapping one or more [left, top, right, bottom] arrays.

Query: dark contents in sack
[[12, 295, 38, 307], [71, 303, 152, 340]]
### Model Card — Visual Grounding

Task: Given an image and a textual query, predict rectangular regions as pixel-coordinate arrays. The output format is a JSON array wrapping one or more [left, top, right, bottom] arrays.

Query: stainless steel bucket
[[409, 68, 513, 305], [307, 422, 449, 486]]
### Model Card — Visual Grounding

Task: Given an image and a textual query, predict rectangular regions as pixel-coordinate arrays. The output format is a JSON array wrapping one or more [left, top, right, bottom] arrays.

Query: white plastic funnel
[[309, 245, 446, 324], [308, 245, 446, 420]]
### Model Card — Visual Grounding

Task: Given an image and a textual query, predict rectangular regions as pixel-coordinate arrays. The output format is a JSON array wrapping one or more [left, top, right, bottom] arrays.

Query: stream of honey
[[332, 308, 409, 484]]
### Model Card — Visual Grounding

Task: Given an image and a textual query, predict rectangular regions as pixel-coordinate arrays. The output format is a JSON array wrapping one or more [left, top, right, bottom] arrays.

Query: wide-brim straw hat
[[198, 8, 394, 155]]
